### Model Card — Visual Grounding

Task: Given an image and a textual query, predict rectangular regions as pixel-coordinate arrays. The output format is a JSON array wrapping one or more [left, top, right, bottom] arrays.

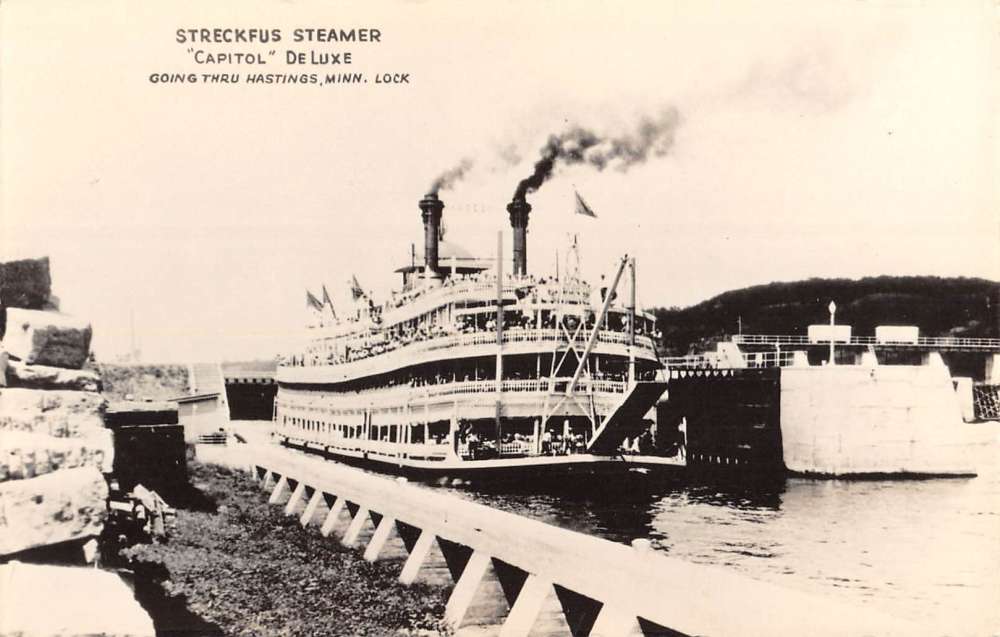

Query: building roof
[[396, 241, 496, 274], [172, 392, 221, 404]]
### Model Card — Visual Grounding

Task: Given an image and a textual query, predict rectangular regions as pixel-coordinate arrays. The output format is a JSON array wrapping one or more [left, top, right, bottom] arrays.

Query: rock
[[0, 256, 52, 311], [0, 388, 107, 437], [0, 429, 114, 481], [5, 360, 102, 391], [0, 562, 154, 636], [1, 308, 92, 369], [0, 466, 108, 555], [0, 349, 7, 387]]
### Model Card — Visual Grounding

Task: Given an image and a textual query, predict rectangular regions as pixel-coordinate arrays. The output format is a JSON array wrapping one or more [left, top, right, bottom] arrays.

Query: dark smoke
[[428, 158, 474, 196], [514, 107, 680, 199]]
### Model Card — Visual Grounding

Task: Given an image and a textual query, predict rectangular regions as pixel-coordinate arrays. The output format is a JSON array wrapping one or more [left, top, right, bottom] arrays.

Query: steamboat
[[273, 193, 678, 480]]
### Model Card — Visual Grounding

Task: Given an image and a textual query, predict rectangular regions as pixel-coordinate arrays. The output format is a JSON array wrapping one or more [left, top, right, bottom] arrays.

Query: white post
[[828, 300, 837, 366]]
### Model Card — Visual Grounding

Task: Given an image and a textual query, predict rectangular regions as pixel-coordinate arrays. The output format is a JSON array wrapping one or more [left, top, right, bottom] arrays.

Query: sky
[[1, 0, 997, 363]]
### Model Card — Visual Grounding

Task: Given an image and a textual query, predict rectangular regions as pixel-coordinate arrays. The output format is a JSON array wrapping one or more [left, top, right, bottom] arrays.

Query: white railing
[[733, 334, 1000, 349], [277, 378, 628, 412], [253, 449, 914, 636], [285, 328, 658, 376]]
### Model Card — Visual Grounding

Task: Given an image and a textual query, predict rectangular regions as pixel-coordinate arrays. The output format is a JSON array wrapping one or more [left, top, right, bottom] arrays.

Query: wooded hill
[[651, 276, 999, 356]]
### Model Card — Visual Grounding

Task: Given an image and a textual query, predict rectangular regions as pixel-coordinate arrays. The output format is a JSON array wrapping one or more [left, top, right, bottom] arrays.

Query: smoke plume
[[427, 158, 474, 196], [513, 107, 680, 199]]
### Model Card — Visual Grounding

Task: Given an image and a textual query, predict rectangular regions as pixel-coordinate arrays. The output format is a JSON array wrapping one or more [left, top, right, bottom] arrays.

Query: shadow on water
[[432, 465, 788, 545]]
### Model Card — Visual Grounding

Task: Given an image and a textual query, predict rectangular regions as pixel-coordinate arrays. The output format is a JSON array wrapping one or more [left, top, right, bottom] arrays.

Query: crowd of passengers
[[391, 271, 589, 307], [458, 429, 589, 460], [284, 307, 663, 368]]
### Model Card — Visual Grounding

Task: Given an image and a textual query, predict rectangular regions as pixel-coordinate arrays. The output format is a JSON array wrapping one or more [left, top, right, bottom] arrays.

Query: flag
[[321, 284, 337, 320], [306, 290, 323, 311], [574, 191, 597, 218], [306, 290, 324, 328], [349, 275, 365, 300]]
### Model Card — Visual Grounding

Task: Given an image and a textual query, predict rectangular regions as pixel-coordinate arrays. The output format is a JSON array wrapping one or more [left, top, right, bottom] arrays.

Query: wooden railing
[[248, 447, 913, 636]]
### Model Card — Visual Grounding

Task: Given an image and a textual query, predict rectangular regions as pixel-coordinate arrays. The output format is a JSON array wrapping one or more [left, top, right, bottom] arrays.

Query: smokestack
[[419, 193, 444, 275], [507, 196, 531, 277]]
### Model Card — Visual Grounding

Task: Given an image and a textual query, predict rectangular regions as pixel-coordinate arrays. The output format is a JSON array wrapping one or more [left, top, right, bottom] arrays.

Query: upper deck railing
[[313, 276, 655, 347], [284, 328, 659, 374], [278, 377, 628, 410]]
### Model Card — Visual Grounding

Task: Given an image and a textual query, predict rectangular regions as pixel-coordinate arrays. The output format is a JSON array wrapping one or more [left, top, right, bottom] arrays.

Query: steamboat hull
[[279, 435, 683, 487]]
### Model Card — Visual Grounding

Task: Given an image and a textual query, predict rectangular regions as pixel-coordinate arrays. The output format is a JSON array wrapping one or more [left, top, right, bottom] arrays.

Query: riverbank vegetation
[[653, 276, 998, 355], [122, 462, 448, 636]]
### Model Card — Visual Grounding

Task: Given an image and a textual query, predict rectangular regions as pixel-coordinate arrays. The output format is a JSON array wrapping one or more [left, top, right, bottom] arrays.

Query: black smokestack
[[507, 196, 531, 277], [513, 108, 680, 199], [428, 158, 473, 197], [418, 193, 444, 275]]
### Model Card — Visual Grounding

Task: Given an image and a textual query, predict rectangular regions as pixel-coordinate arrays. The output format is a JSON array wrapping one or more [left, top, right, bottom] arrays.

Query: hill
[[651, 276, 999, 356]]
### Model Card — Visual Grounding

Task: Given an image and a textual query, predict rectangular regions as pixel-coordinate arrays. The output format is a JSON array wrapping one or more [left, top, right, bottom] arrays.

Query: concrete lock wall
[[779, 363, 977, 476]]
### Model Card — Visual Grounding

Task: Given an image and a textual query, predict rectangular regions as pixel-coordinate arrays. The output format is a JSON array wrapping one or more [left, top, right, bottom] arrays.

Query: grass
[[98, 363, 190, 401], [122, 462, 449, 636]]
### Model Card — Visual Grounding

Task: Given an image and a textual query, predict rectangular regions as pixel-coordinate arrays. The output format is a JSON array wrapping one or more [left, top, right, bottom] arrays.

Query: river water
[[441, 433, 1000, 636]]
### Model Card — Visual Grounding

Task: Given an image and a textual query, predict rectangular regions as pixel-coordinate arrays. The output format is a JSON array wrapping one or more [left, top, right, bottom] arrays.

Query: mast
[[628, 257, 636, 388], [495, 231, 503, 445]]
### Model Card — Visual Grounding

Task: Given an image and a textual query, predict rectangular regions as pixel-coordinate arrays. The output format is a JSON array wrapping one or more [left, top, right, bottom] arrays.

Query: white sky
[[2, 0, 997, 363]]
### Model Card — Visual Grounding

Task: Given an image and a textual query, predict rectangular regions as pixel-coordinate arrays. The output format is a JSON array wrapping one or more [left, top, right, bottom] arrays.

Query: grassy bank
[[98, 363, 190, 401], [122, 462, 449, 636]]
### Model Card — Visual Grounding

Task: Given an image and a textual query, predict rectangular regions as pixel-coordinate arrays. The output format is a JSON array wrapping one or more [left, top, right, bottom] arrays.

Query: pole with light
[[828, 300, 837, 366]]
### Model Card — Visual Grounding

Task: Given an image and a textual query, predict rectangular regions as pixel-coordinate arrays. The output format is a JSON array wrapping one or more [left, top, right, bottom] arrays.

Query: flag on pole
[[349, 275, 365, 300], [574, 190, 597, 218], [321, 284, 337, 320], [306, 290, 324, 328], [306, 290, 324, 311]]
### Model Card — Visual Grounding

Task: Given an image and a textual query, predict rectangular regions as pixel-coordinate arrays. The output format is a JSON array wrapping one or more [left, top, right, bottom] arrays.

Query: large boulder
[[0, 466, 108, 555], [0, 430, 114, 481], [0, 256, 52, 311], [5, 360, 102, 392], [2, 308, 92, 369], [0, 388, 106, 437], [0, 562, 154, 636]]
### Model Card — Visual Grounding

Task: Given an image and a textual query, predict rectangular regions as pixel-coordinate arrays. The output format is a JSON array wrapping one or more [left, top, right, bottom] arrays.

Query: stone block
[[5, 360, 102, 391], [0, 466, 108, 555], [0, 388, 107, 438], [0, 256, 52, 311], [0, 562, 154, 636], [2, 308, 92, 369], [1, 430, 114, 481]]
